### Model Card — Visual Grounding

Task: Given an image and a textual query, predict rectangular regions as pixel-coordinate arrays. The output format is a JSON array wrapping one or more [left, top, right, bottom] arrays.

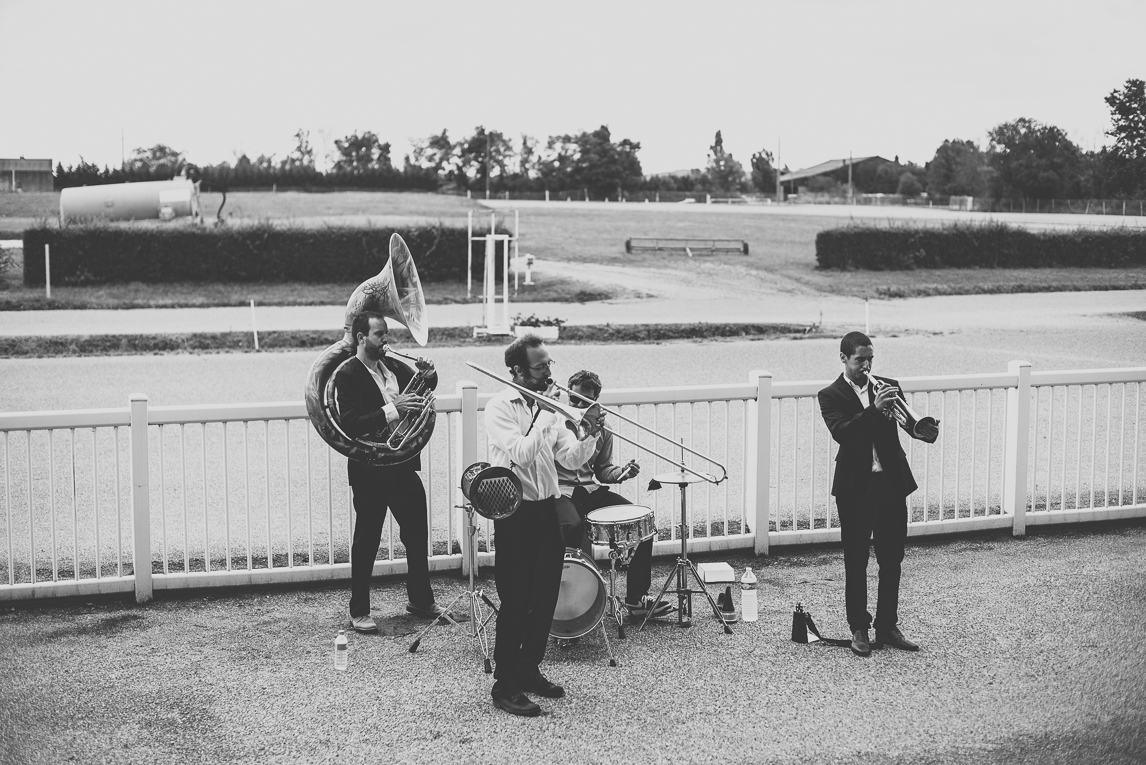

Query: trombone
[[465, 362, 727, 485]]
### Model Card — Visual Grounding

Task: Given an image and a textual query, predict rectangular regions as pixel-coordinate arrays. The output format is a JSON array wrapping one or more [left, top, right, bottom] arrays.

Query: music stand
[[408, 464, 522, 673], [640, 469, 733, 635]]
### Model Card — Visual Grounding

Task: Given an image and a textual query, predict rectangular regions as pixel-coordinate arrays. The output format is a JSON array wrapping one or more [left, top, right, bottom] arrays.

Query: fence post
[[1003, 361, 1032, 536], [747, 370, 772, 555], [456, 381, 479, 576], [129, 394, 153, 603]]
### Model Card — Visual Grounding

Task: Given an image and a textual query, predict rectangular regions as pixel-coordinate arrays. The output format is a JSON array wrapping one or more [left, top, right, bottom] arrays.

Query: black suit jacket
[[817, 374, 918, 500], [333, 355, 438, 485]]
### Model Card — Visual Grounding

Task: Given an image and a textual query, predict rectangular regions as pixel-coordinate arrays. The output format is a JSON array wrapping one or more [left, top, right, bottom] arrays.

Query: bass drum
[[550, 548, 607, 640]]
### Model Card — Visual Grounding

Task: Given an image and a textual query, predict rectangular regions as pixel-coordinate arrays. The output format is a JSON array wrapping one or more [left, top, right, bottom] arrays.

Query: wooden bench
[[625, 237, 749, 255]]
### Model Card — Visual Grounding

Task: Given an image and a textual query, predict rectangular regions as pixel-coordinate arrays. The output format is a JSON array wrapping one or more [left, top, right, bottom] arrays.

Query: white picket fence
[[1, 363, 1142, 603]]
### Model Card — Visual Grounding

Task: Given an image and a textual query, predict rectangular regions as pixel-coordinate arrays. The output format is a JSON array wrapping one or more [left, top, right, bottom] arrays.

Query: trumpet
[[466, 362, 727, 484], [871, 377, 940, 443]]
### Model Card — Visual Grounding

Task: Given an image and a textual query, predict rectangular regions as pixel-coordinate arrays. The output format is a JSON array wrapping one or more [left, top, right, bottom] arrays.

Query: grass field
[[507, 205, 1146, 298], [3, 191, 1145, 303]]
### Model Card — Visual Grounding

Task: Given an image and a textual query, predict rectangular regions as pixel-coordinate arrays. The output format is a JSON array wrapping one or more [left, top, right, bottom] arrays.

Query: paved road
[[1, 285, 1143, 340]]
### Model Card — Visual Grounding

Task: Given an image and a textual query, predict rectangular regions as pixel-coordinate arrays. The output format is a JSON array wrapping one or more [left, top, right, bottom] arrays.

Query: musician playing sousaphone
[[555, 370, 672, 621], [335, 311, 444, 632], [482, 335, 604, 717]]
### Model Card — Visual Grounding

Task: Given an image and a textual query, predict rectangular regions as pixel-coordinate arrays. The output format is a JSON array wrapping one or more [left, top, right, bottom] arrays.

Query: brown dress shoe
[[876, 627, 920, 651], [851, 629, 872, 657]]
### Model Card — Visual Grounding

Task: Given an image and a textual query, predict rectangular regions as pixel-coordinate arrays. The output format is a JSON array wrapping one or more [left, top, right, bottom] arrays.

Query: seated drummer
[[555, 370, 671, 619]]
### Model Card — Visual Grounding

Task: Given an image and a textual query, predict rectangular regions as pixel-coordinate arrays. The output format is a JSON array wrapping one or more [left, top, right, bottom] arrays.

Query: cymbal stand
[[408, 504, 500, 673], [640, 459, 732, 635]]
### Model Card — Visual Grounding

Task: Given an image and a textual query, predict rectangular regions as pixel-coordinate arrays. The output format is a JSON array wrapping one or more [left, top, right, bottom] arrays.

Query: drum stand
[[640, 470, 733, 635], [408, 504, 500, 673], [604, 542, 638, 640]]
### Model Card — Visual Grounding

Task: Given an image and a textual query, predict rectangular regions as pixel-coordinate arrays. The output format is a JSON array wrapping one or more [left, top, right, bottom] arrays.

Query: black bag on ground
[[791, 604, 851, 647]]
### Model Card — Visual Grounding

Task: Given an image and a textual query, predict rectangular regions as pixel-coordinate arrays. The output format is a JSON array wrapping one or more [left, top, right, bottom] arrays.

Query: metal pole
[[249, 299, 259, 351], [44, 244, 51, 299], [466, 211, 473, 299]]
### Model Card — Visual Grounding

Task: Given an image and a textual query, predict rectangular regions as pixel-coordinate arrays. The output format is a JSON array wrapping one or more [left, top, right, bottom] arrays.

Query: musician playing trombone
[[334, 311, 442, 633], [817, 331, 929, 658], [555, 370, 672, 621], [483, 335, 604, 717]]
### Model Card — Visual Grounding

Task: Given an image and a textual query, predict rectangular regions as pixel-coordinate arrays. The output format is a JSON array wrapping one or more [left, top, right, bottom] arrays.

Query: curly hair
[[567, 370, 602, 397]]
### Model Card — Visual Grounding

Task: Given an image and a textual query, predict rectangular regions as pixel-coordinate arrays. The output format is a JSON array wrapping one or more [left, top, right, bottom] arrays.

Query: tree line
[[52, 79, 1145, 200]]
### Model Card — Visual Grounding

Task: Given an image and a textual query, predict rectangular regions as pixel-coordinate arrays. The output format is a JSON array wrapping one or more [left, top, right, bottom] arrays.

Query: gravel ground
[[1, 522, 1143, 764]]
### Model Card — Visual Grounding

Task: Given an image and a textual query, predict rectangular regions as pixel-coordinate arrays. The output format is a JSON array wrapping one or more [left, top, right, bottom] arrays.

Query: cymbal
[[652, 470, 710, 485]]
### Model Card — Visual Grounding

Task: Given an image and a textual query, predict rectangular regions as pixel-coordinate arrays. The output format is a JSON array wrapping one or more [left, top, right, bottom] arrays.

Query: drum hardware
[[550, 547, 618, 667], [640, 443, 733, 636], [584, 504, 659, 640], [408, 463, 522, 672]]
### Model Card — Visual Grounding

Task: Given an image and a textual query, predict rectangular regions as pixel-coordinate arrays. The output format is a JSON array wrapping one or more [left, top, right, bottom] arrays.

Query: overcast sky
[[1, 0, 1141, 175]]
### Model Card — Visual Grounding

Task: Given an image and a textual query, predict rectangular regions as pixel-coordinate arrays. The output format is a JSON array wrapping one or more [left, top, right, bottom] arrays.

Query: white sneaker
[[626, 595, 674, 619], [351, 614, 378, 633]]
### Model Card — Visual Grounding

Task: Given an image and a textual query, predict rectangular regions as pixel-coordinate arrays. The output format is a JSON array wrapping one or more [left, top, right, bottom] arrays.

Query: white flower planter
[[513, 325, 559, 340]]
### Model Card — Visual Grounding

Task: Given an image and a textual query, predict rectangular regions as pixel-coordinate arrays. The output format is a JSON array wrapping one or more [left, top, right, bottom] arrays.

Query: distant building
[[779, 156, 891, 197], [1, 158, 53, 192]]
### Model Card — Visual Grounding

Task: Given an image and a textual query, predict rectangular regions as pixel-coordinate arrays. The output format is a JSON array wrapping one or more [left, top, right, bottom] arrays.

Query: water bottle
[[334, 629, 349, 671], [740, 567, 758, 622]]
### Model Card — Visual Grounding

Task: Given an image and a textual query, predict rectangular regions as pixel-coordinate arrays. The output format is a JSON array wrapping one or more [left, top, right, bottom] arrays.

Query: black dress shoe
[[521, 674, 565, 698], [851, 629, 872, 657], [492, 692, 541, 717], [876, 627, 920, 651]]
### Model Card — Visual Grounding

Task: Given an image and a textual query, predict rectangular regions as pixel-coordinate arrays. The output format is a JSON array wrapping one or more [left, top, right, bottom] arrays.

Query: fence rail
[[2, 364, 1143, 603]]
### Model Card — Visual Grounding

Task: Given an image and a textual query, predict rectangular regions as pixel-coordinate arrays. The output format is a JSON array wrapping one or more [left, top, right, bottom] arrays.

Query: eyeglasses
[[528, 360, 556, 372]]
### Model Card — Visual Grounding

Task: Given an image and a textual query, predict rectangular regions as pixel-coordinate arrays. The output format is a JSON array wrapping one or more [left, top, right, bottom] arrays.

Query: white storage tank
[[60, 179, 200, 223]]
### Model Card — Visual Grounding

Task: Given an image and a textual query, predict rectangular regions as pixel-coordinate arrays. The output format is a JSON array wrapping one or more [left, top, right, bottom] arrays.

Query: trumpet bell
[[343, 233, 428, 345]]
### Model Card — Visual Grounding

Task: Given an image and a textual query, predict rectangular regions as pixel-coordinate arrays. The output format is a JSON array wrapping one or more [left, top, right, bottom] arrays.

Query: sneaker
[[351, 614, 378, 633], [625, 595, 674, 619], [405, 602, 447, 619]]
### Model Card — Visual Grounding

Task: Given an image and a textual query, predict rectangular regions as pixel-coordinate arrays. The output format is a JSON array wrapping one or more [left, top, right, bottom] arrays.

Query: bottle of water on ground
[[740, 567, 758, 622], [334, 629, 349, 671]]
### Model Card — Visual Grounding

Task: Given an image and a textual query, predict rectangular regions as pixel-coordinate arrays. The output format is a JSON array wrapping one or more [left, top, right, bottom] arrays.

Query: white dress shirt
[[359, 357, 400, 424], [846, 375, 884, 473], [484, 386, 600, 502]]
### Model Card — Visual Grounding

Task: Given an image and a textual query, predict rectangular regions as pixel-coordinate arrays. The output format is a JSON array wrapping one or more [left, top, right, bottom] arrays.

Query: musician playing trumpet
[[334, 311, 442, 633], [483, 335, 604, 717], [817, 331, 934, 658]]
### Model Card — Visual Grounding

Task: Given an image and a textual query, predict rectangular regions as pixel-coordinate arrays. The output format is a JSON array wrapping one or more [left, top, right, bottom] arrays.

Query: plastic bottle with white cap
[[740, 567, 758, 622]]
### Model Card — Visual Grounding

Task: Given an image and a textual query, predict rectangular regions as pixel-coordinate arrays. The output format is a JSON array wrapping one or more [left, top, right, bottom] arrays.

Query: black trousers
[[492, 498, 564, 698], [836, 471, 907, 634], [349, 470, 433, 618], [556, 487, 654, 601]]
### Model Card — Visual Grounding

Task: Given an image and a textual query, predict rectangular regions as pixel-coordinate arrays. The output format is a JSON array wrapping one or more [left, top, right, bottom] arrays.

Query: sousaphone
[[304, 233, 434, 465]]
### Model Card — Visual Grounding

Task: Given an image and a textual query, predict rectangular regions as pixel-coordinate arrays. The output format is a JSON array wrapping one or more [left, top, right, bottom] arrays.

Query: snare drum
[[550, 548, 608, 639], [585, 504, 656, 549]]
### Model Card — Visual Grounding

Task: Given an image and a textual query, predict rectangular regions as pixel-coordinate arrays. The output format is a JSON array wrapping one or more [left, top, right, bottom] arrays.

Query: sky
[[1, 0, 1142, 175]]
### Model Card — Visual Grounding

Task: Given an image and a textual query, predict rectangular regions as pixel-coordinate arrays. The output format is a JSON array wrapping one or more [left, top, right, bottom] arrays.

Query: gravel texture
[[2, 522, 1143, 764]]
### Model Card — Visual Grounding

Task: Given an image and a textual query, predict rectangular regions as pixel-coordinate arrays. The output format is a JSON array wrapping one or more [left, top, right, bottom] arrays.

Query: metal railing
[[1, 364, 1142, 603]]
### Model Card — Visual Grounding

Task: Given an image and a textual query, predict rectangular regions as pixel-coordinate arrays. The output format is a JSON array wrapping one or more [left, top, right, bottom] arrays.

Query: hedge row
[[815, 223, 1146, 270], [22, 223, 509, 285]]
